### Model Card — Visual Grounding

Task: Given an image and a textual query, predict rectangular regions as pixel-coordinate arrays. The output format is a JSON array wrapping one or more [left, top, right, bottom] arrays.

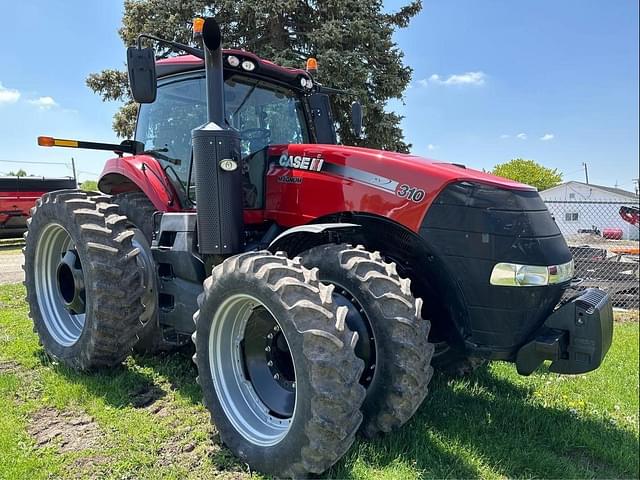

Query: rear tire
[[192, 251, 366, 478], [300, 244, 434, 437], [23, 190, 145, 370]]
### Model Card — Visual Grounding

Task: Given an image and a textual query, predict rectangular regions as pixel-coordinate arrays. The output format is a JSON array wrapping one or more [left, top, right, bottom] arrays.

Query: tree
[[492, 158, 562, 191], [87, 0, 421, 152], [80, 180, 99, 192], [7, 169, 27, 178]]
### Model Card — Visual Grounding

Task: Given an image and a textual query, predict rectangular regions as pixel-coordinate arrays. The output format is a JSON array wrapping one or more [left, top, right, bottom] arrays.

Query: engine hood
[[264, 143, 537, 231], [273, 143, 534, 191]]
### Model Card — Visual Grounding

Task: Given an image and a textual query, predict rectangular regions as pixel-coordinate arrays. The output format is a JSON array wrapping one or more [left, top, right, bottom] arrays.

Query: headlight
[[490, 260, 574, 287], [241, 60, 256, 71], [227, 55, 240, 67]]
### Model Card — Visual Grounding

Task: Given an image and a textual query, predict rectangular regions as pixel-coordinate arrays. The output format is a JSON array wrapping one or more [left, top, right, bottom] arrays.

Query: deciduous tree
[[7, 169, 27, 178], [492, 158, 563, 191]]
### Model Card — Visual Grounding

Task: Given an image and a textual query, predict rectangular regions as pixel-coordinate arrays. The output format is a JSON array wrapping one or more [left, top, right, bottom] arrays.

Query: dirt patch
[[147, 398, 174, 418], [0, 359, 20, 374], [156, 430, 217, 471], [66, 455, 110, 479], [129, 383, 165, 408], [614, 309, 639, 323], [0, 361, 44, 404], [28, 407, 102, 453]]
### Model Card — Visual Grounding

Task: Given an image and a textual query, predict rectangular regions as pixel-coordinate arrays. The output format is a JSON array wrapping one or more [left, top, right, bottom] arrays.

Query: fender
[[98, 155, 183, 212], [268, 223, 360, 253]]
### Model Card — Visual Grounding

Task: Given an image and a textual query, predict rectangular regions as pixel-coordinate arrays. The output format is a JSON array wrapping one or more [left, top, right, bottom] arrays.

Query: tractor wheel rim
[[131, 228, 156, 324], [331, 284, 377, 388], [209, 294, 296, 446], [34, 223, 86, 346]]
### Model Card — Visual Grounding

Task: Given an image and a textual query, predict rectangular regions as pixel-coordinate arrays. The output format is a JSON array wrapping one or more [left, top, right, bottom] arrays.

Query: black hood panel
[[420, 181, 572, 357]]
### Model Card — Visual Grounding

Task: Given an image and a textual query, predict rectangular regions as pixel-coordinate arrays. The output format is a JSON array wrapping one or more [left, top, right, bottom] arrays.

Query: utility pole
[[70, 157, 78, 187], [582, 162, 589, 184]]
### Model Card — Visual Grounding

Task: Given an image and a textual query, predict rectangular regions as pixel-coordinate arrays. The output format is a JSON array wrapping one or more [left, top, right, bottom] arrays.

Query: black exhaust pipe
[[192, 18, 243, 255]]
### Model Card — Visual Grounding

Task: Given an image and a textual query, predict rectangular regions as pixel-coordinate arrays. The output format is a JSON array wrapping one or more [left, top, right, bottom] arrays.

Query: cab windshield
[[135, 73, 309, 206]]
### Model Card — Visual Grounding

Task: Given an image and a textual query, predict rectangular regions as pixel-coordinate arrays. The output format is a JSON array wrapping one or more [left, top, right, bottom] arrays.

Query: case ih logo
[[279, 154, 324, 172]]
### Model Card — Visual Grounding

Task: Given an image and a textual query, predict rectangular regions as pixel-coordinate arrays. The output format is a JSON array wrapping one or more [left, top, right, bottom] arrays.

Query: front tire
[[192, 251, 366, 478], [300, 244, 434, 437], [23, 190, 145, 370]]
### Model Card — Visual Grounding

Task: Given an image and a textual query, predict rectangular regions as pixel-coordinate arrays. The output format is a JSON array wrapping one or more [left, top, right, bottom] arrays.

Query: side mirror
[[351, 101, 363, 138], [126, 47, 157, 104]]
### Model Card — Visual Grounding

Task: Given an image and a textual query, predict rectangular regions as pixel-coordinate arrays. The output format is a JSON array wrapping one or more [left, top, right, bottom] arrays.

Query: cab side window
[[135, 77, 206, 185]]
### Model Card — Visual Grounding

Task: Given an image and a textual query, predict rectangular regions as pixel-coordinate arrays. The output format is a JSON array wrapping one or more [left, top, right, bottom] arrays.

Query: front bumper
[[515, 288, 613, 375]]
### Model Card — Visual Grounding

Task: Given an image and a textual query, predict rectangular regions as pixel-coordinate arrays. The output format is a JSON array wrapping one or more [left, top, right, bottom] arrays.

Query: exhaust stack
[[192, 18, 243, 255]]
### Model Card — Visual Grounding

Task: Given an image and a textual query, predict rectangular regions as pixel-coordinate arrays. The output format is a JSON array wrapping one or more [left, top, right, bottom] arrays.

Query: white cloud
[[499, 134, 510, 139], [0, 82, 20, 104], [516, 132, 527, 140], [420, 71, 487, 87], [540, 133, 555, 141], [427, 144, 438, 151], [28, 96, 58, 109]]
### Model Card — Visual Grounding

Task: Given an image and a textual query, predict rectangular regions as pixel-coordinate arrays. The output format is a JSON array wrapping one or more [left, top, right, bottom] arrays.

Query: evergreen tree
[[87, 0, 421, 152]]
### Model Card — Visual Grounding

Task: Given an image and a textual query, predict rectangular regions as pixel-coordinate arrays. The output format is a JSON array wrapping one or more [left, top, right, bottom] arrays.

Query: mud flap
[[516, 289, 613, 375]]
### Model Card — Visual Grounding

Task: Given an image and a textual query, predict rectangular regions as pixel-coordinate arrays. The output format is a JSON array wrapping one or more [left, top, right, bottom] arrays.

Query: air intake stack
[[192, 18, 243, 255]]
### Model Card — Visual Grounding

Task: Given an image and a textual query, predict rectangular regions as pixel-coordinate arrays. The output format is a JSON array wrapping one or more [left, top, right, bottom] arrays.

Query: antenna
[[71, 157, 77, 187], [582, 162, 589, 184]]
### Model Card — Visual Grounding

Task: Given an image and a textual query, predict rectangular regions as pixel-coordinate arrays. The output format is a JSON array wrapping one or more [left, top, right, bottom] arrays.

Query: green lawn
[[1, 282, 638, 479]]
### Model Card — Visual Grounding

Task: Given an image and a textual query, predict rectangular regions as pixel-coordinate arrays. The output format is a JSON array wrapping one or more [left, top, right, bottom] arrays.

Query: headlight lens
[[241, 60, 256, 71], [490, 260, 574, 287], [227, 55, 240, 67]]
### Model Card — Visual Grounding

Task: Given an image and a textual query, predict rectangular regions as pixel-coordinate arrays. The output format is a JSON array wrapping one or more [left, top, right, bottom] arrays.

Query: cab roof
[[156, 51, 312, 88]]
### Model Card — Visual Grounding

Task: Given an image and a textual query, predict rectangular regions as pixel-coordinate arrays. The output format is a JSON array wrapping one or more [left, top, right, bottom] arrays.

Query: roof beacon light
[[306, 57, 318, 75], [193, 17, 205, 35]]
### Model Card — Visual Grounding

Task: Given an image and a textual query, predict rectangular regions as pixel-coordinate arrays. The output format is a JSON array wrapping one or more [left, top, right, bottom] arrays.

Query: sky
[[0, 0, 638, 190]]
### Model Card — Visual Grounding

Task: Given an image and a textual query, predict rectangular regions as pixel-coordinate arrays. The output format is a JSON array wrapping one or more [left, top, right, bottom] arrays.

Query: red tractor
[[24, 18, 613, 477]]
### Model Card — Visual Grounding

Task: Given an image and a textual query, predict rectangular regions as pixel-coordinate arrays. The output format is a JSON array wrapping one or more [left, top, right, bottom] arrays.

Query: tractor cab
[[136, 54, 320, 209]]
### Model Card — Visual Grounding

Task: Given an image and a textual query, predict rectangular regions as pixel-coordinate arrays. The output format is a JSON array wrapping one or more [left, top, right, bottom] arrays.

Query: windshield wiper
[[230, 81, 262, 120], [144, 148, 182, 166]]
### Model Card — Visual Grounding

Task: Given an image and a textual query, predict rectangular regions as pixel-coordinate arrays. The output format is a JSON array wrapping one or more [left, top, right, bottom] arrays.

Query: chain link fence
[[544, 200, 639, 310]]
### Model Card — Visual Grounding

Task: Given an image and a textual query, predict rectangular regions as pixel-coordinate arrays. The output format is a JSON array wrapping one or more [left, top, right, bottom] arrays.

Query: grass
[[0, 282, 638, 479]]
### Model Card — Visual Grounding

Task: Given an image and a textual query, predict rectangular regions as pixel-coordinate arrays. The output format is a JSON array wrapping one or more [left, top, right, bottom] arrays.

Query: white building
[[540, 181, 639, 241]]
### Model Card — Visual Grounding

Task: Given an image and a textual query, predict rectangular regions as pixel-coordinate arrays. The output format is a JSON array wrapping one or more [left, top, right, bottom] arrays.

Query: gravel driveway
[[0, 250, 24, 285]]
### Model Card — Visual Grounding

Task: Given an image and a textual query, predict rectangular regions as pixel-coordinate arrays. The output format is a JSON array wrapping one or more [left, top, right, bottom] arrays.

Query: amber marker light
[[193, 17, 205, 34], [38, 136, 55, 147], [37, 137, 78, 148]]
